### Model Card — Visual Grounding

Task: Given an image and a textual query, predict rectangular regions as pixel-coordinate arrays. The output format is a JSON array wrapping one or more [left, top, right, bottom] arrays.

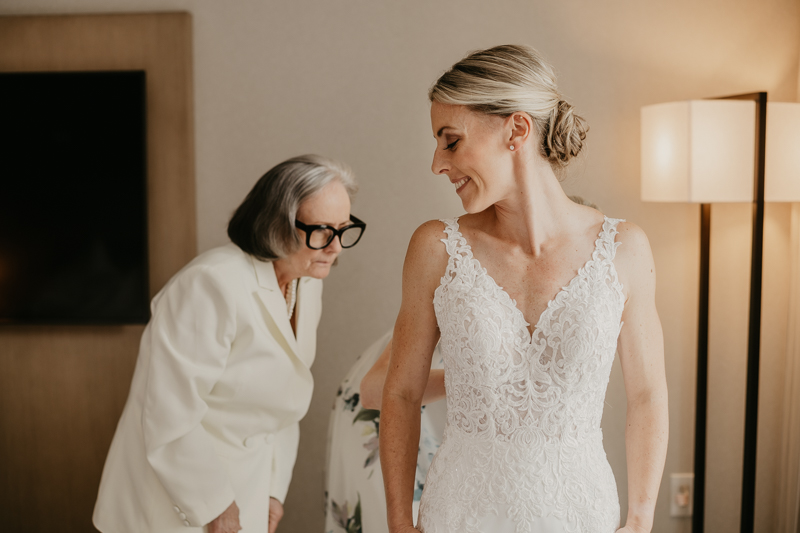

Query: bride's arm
[[360, 341, 445, 409], [615, 222, 669, 533], [380, 221, 447, 533]]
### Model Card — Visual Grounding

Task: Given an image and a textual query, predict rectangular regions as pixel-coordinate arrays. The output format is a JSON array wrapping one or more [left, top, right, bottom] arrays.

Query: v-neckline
[[456, 217, 608, 343]]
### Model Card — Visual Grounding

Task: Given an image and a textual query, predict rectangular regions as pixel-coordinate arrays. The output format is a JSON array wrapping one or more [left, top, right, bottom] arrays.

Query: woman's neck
[[272, 259, 298, 298], [491, 154, 575, 256]]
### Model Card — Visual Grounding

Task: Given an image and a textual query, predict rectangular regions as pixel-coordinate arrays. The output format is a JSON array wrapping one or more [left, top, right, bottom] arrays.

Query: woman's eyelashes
[[445, 139, 459, 151]]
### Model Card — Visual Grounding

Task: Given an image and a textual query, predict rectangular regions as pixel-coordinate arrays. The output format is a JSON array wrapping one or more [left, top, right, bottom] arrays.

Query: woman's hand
[[268, 497, 284, 533], [208, 501, 241, 533]]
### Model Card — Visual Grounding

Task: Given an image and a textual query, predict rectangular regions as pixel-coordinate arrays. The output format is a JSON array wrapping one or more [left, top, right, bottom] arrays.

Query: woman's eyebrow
[[435, 126, 454, 138], [307, 219, 352, 228]]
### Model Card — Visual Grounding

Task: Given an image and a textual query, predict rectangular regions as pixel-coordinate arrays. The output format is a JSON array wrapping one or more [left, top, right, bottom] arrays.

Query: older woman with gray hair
[[93, 155, 365, 533]]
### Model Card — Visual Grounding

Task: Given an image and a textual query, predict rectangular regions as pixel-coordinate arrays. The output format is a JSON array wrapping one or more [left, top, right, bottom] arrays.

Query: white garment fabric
[[93, 244, 322, 533], [417, 217, 625, 533], [324, 331, 446, 533]]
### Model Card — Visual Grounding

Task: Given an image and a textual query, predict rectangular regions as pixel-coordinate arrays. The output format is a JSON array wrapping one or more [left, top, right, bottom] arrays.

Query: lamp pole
[[692, 203, 711, 533], [692, 92, 766, 533], [722, 91, 767, 533]]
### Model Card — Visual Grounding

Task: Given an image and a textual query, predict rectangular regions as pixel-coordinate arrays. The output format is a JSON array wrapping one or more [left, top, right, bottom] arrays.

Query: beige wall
[[1, 1, 798, 532]]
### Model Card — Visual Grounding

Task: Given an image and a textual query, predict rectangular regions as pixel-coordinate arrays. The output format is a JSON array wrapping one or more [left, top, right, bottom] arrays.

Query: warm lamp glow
[[641, 100, 756, 203], [641, 100, 800, 203]]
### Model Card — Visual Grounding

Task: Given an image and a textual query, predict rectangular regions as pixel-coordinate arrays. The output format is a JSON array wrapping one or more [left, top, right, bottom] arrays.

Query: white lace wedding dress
[[416, 216, 625, 533]]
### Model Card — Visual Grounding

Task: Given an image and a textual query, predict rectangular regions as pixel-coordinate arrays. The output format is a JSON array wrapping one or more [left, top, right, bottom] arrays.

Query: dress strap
[[439, 217, 466, 254], [596, 216, 625, 262], [438, 217, 470, 281]]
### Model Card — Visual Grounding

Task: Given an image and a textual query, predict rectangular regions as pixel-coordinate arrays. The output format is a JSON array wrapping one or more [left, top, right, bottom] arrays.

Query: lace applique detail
[[419, 217, 626, 533]]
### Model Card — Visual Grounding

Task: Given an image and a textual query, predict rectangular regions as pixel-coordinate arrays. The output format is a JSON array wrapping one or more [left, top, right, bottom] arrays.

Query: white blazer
[[93, 243, 322, 533]]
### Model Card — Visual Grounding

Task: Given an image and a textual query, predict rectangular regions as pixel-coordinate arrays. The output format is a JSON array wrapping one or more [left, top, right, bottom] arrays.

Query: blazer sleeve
[[141, 264, 238, 527], [269, 422, 300, 503]]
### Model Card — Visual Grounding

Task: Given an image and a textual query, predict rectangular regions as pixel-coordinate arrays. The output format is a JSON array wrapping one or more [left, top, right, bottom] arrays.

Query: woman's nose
[[325, 234, 343, 253], [431, 150, 450, 175]]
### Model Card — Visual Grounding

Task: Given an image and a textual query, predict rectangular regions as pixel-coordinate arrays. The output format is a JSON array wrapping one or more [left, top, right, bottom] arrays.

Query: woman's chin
[[461, 197, 488, 214], [307, 262, 334, 279]]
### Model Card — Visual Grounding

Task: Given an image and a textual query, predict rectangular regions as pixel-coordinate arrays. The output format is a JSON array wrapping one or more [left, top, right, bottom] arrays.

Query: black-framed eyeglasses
[[294, 214, 366, 250]]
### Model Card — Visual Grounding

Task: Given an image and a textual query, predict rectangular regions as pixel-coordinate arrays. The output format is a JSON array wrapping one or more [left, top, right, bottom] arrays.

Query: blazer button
[[184, 520, 191, 527], [173, 506, 180, 513], [180, 513, 187, 520]]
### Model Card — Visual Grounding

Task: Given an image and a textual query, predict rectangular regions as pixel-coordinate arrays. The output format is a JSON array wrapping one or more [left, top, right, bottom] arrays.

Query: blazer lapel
[[294, 278, 317, 369], [252, 257, 301, 360]]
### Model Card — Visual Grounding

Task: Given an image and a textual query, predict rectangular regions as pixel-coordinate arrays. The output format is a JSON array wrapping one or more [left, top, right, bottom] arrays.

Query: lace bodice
[[417, 216, 626, 533]]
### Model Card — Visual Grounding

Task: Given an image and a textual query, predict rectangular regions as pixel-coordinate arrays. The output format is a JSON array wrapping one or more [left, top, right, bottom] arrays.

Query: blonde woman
[[379, 45, 668, 533]]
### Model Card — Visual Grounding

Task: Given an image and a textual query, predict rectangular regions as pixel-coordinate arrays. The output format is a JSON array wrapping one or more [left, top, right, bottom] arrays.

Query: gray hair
[[227, 154, 357, 261], [429, 44, 588, 168]]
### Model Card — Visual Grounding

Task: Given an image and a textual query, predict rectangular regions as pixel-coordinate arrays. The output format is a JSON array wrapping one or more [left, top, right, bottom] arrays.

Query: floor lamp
[[640, 95, 800, 533]]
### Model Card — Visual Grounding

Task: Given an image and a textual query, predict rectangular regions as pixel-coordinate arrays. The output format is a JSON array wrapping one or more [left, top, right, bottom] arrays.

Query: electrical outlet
[[670, 473, 694, 517]]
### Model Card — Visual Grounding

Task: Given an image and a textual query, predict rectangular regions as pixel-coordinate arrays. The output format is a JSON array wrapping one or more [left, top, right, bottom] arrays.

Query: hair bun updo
[[543, 99, 588, 167], [429, 44, 588, 169]]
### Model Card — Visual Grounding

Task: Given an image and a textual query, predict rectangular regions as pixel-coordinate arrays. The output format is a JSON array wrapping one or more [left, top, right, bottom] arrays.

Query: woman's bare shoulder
[[614, 220, 652, 258], [611, 220, 656, 298], [412, 218, 450, 236], [407, 219, 451, 252], [404, 219, 451, 283]]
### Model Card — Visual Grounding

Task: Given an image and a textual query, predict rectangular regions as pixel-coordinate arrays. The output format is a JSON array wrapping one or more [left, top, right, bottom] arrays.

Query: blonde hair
[[429, 44, 588, 168]]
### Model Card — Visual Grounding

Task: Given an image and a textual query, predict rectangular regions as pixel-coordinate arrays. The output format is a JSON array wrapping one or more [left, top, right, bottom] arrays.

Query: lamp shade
[[641, 100, 800, 203], [765, 102, 800, 202], [640, 100, 756, 203]]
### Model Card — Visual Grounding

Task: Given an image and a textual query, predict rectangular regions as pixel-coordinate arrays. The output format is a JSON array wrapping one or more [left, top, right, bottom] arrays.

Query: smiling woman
[[379, 45, 668, 533], [92, 154, 365, 533]]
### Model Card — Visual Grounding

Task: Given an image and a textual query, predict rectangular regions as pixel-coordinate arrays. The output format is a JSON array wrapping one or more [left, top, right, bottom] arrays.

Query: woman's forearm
[[379, 391, 422, 531], [624, 392, 669, 532], [362, 367, 445, 409]]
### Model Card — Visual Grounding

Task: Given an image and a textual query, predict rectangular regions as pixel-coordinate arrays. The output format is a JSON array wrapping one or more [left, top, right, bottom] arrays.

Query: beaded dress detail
[[417, 216, 626, 533]]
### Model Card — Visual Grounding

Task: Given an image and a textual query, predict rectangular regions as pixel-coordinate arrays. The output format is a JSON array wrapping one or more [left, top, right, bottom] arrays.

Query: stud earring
[[510, 145, 515, 151]]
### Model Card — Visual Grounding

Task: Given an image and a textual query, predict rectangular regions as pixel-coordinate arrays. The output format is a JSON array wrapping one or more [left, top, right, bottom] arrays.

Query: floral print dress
[[324, 331, 446, 533]]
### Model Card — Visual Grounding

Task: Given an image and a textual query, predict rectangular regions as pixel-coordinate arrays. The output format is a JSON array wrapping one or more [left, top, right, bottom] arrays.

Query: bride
[[378, 45, 668, 533]]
